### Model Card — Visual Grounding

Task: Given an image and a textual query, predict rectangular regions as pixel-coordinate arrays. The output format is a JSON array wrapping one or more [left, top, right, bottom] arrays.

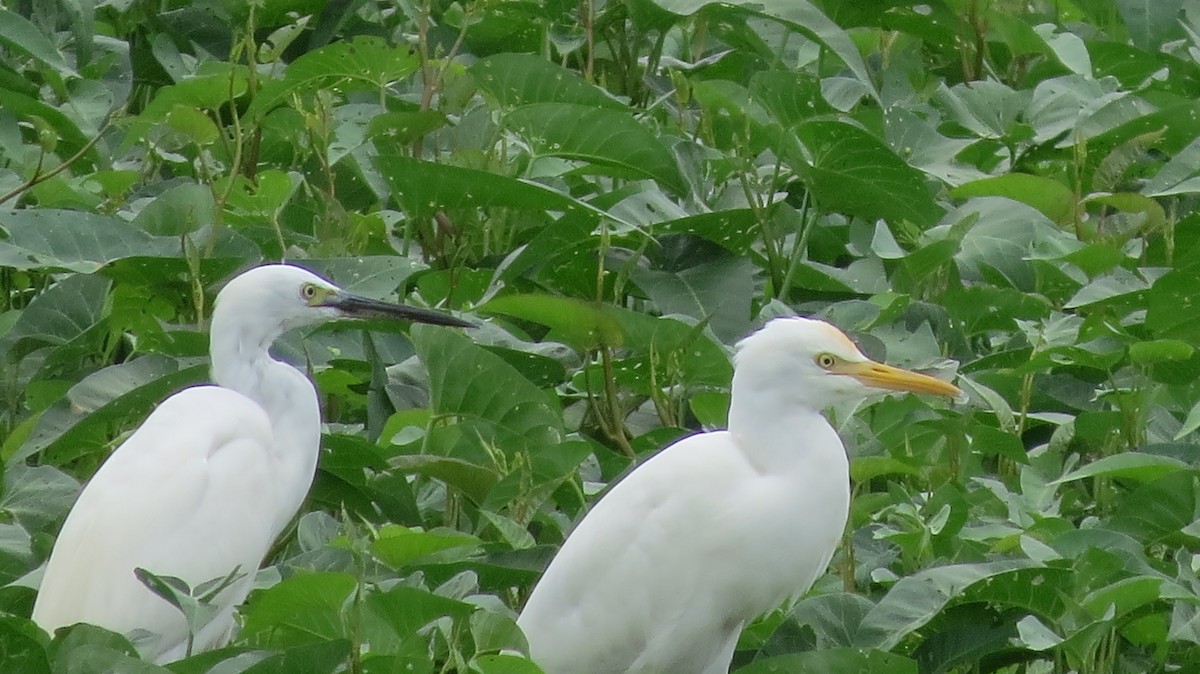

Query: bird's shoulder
[[606, 430, 750, 494], [153, 385, 272, 428], [48, 385, 281, 570], [96, 385, 274, 474], [142, 385, 271, 442], [556, 431, 750, 546]]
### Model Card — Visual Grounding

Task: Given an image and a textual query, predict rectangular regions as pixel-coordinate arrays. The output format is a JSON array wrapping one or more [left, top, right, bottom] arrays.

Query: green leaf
[[1129, 339, 1194, 365], [133, 567, 245, 646], [1082, 192, 1165, 231], [472, 54, 622, 109], [411, 325, 565, 455], [0, 463, 79, 532], [494, 213, 596, 282], [787, 592, 875, 649], [1115, 0, 1186, 51], [935, 80, 1027, 140], [301, 256, 427, 299], [790, 119, 941, 227], [750, 70, 833, 127], [218, 170, 300, 226], [367, 110, 449, 145], [1033, 24, 1092, 76], [0, 210, 180, 272], [734, 649, 918, 674], [950, 174, 1075, 225], [479, 510, 536, 549], [505, 103, 686, 194], [0, 272, 109, 365], [0, 521, 34, 585], [628, 256, 754, 342], [1081, 575, 1189, 620], [0, 616, 49, 674], [1062, 268, 1147, 310], [390, 454, 500, 504], [851, 456, 921, 483], [854, 561, 1032, 650], [1015, 615, 1062, 651], [648, 0, 874, 98], [608, 310, 734, 389], [1142, 136, 1200, 197], [969, 424, 1028, 464], [911, 617, 1020, 674], [689, 390, 729, 428], [47, 624, 167, 673], [941, 198, 1079, 290], [470, 653, 545, 674], [372, 525, 482, 569], [239, 572, 357, 645], [256, 15, 312, 63], [1175, 400, 1200, 440], [886, 108, 985, 186], [482, 294, 624, 351], [122, 64, 250, 147], [364, 584, 476, 638], [0, 9, 78, 78], [375, 156, 620, 225], [0, 90, 99, 168], [132, 183, 215, 236], [248, 36, 420, 119], [959, 567, 1073, 620], [654, 209, 761, 253], [1051, 453, 1190, 484], [238, 640, 352, 674], [165, 105, 220, 146], [1109, 472, 1197, 542], [1147, 265, 1200, 342], [1083, 101, 1200, 191]]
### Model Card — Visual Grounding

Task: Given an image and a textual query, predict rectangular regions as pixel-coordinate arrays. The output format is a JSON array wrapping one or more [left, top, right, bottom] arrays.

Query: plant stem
[[841, 483, 859, 593], [0, 123, 108, 206], [581, 0, 595, 82], [600, 345, 634, 457]]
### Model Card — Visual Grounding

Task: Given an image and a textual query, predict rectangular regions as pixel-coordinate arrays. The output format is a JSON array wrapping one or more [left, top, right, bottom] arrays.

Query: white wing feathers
[[518, 428, 849, 674], [518, 432, 763, 673], [32, 385, 279, 663]]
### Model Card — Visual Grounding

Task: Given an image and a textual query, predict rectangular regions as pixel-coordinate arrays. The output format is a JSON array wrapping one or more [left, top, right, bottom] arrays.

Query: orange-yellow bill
[[834, 360, 961, 397]]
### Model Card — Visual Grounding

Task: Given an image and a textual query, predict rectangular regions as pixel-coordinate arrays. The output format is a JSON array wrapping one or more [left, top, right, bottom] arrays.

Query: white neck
[[210, 308, 322, 536], [726, 369, 848, 476]]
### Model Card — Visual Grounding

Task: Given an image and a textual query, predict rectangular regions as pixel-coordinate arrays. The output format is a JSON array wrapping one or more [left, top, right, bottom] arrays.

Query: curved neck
[[210, 305, 291, 410], [210, 298, 284, 395], [727, 369, 845, 475], [210, 307, 322, 535]]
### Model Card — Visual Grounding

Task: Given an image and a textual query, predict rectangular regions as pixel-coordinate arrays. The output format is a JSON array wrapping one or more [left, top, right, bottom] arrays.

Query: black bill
[[326, 293, 474, 328]]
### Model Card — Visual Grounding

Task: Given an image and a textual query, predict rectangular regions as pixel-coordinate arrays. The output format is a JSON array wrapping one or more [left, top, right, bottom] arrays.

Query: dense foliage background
[[3, 0, 1200, 672]]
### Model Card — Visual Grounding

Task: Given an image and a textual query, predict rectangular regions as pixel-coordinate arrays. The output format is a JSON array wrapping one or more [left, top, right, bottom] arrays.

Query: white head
[[731, 317, 959, 413], [211, 264, 471, 352], [213, 265, 338, 341]]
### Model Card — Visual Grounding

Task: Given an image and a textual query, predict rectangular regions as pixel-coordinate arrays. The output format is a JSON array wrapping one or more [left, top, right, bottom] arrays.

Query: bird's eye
[[300, 284, 317, 300], [815, 353, 838, 370]]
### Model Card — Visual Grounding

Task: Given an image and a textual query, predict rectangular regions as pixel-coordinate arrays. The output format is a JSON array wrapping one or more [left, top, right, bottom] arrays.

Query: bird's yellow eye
[[815, 353, 838, 370], [300, 283, 318, 301]]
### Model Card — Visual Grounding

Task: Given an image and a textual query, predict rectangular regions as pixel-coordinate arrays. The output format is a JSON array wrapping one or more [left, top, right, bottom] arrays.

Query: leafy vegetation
[[2, 0, 1200, 672]]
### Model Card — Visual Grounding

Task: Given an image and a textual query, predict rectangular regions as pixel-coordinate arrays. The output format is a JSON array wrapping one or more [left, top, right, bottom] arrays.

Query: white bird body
[[33, 387, 279, 660], [518, 426, 848, 674], [32, 264, 470, 663], [517, 317, 958, 674]]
